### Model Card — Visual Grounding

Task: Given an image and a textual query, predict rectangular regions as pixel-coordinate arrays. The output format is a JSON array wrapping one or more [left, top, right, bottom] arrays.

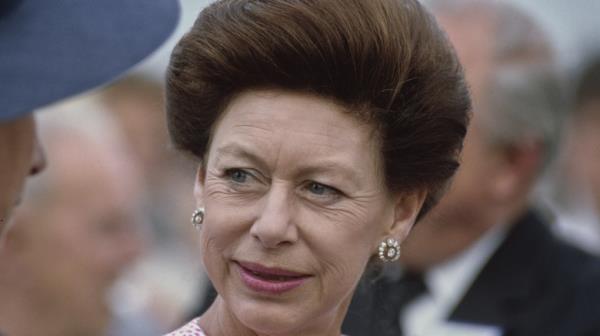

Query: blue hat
[[0, 0, 180, 121]]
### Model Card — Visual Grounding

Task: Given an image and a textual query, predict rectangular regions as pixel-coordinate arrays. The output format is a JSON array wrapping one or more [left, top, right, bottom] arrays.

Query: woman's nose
[[250, 186, 298, 249], [29, 137, 46, 176]]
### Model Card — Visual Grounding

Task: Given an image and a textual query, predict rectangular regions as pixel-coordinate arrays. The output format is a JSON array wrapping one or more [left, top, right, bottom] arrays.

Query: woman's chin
[[239, 311, 302, 335], [230, 298, 310, 335]]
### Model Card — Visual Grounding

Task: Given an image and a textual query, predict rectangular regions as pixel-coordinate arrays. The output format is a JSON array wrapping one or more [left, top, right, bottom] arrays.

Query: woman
[[165, 0, 470, 335]]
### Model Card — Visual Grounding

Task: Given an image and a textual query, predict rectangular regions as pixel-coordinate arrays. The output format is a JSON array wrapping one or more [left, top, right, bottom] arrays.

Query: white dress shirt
[[401, 224, 509, 336]]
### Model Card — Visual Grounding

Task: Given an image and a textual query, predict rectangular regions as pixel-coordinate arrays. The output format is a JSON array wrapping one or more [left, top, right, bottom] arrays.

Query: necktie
[[373, 271, 428, 336]]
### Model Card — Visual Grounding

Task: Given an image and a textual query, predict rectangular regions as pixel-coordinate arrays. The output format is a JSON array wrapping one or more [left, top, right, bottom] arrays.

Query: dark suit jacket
[[342, 210, 600, 336]]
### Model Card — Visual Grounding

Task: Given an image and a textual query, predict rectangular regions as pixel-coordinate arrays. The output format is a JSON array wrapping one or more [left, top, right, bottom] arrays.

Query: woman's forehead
[[214, 90, 374, 143], [206, 90, 383, 180]]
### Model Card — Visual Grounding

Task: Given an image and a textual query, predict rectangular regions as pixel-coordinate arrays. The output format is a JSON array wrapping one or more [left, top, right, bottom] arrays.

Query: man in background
[[343, 1, 600, 335]]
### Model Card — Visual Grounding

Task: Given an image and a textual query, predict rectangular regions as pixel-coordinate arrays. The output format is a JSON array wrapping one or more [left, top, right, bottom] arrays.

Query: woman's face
[[197, 89, 419, 334]]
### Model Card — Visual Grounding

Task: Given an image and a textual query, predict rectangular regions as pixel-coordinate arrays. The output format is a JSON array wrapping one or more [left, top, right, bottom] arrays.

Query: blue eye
[[226, 169, 249, 183], [308, 182, 337, 196]]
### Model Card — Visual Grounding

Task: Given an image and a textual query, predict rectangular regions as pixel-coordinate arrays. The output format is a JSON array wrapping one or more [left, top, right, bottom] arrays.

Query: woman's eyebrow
[[297, 163, 360, 183], [214, 143, 269, 169]]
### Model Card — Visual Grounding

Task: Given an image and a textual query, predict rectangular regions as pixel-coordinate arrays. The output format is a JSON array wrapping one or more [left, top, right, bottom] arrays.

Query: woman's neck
[[199, 296, 347, 336]]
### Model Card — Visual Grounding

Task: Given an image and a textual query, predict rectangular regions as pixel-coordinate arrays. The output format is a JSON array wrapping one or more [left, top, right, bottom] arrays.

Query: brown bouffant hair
[[166, 0, 471, 220]]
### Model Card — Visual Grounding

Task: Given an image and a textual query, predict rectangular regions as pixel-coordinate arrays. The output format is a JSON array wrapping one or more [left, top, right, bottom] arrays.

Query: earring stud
[[191, 208, 205, 230], [378, 238, 400, 262]]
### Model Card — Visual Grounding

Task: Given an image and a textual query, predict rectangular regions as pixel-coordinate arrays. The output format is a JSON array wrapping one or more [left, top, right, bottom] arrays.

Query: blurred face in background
[[401, 12, 499, 269], [0, 115, 45, 240], [4, 130, 142, 335]]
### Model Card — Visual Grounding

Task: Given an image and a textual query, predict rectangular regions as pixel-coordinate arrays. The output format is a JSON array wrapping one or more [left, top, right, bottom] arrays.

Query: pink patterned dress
[[165, 318, 206, 336], [165, 318, 349, 336]]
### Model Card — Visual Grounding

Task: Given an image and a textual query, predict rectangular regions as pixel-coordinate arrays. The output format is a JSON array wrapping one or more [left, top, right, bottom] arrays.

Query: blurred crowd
[[1, 0, 600, 335], [0, 76, 203, 335]]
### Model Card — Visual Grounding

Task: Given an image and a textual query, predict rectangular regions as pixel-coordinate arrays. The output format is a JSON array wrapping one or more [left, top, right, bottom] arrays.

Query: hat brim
[[0, 0, 180, 121]]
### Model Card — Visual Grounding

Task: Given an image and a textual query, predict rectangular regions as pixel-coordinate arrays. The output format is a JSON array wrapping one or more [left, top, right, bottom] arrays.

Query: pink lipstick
[[236, 261, 311, 295]]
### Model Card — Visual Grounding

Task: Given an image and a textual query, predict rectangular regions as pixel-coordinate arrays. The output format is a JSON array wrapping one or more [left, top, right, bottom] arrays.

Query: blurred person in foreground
[[551, 55, 600, 254], [342, 1, 600, 336], [0, 111, 150, 336], [0, 0, 179, 244], [164, 0, 471, 335]]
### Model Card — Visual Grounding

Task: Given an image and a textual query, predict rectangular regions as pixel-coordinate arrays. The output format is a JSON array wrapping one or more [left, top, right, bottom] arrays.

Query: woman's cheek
[[310, 238, 372, 307], [201, 216, 236, 258], [200, 201, 253, 261]]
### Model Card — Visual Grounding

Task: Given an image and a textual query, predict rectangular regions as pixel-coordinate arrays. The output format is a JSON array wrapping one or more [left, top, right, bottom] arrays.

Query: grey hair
[[426, 0, 552, 62], [484, 65, 565, 167], [427, 0, 566, 168]]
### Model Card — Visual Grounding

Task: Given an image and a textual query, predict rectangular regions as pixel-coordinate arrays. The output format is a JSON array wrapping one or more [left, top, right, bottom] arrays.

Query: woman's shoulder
[[164, 318, 206, 336]]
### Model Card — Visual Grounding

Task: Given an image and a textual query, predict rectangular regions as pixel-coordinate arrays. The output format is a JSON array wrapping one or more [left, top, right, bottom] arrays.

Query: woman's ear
[[193, 164, 206, 208], [389, 189, 427, 243]]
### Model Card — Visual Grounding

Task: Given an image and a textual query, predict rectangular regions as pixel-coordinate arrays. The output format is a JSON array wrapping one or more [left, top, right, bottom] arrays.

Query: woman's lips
[[236, 261, 311, 295]]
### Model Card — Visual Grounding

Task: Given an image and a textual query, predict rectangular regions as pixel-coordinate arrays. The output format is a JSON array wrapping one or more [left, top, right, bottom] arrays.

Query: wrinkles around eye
[[205, 167, 268, 199], [204, 174, 264, 205]]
